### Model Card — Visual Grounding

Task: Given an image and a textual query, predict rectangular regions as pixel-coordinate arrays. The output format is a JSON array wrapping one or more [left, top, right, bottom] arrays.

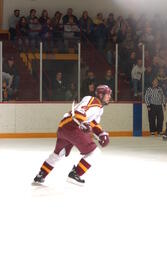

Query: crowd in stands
[[9, 8, 81, 52], [4, 7, 167, 101]]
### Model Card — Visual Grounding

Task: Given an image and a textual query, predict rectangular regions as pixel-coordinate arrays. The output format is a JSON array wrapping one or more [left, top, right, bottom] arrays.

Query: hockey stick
[[71, 101, 100, 141]]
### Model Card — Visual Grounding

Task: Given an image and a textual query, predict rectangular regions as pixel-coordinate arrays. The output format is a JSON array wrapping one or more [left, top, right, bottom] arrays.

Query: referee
[[145, 77, 166, 135]]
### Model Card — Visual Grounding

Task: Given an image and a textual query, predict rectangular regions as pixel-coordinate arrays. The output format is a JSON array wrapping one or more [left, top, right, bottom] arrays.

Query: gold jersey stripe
[[90, 122, 102, 130], [75, 113, 87, 121], [88, 97, 95, 107], [78, 162, 88, 173], [42, 164, 51, 173], [59, 117, 73, 127], [88, 104, 102, 109]]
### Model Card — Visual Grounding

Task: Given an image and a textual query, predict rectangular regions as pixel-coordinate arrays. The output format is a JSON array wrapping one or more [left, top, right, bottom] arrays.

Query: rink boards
[[0, 103, 166, 137]]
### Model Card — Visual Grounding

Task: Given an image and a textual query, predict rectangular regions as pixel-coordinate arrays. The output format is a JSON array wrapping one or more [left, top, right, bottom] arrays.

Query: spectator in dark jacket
[[62, 8, 78, 25], [52, 72, 66, 101], [102, 69, 115, 98], [79, 11, 93, 41], [16, 16, 29, 51], [82, 71, 97, 96], [144, 66, 154, 93], [82, 82, 96, 97]]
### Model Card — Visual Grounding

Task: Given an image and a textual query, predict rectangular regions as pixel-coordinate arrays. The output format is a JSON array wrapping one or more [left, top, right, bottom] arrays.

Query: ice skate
[[162, 134, 167, 140], [67, 166, 85, 186], [162, 123, 167, 140], [32, 171, 46, 185]]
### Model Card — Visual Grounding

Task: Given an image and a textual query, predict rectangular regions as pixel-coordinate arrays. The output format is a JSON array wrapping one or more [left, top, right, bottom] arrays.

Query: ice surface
[[0, 137, 167, 256]]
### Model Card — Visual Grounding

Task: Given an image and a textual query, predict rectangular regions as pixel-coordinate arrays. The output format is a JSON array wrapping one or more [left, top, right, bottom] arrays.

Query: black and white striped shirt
[[145, 86, 166, 106]]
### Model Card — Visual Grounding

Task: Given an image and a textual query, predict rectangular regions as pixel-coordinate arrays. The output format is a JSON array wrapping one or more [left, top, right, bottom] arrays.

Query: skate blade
[[31, 181, 46, 187], [67, 177, 85, 186]]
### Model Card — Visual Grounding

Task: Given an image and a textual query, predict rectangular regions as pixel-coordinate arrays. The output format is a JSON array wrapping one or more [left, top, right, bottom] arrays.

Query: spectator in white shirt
[[131, 59, 144, 97]]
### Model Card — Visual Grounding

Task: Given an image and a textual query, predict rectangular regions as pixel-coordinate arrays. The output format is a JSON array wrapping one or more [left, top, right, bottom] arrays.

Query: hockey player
[[33, 84, 111, 185]]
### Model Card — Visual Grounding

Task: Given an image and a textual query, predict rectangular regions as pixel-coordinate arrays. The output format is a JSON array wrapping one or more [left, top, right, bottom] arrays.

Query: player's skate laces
[[67, 165, 85, 185]]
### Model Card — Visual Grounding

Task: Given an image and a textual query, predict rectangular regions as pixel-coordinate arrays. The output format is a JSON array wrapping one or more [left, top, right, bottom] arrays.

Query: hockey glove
[[80, 123, 92, 133], [99, 132, 109, 147]]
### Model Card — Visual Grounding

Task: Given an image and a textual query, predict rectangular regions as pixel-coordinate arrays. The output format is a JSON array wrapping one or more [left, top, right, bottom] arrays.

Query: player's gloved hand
[[99, 132, 109, 147], [80, 123, 92, 133]]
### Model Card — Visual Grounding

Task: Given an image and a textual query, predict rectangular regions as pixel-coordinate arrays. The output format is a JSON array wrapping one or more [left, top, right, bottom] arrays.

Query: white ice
[[0, 137, 167, 256]]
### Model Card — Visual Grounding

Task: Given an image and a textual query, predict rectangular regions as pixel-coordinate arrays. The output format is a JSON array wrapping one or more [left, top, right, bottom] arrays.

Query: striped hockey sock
[[39, 161, 54, 178], [76, 158, 91, 176]]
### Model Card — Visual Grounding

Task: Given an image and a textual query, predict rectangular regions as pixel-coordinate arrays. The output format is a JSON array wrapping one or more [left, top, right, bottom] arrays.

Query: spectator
[[2, 80, 8, 101], [153, 39, 162, 56], [93, 13, 107, 52], [65, 82, 78, 101], [79, 10, 93, 41], [145, 77, 166, 136], [144, 49, 152, 68], [156, 68, 167, 85], [139, 25, 154, 48], [121, 25, 135, 52], [52, 11, 63, 36], [126, 13, 136, 35], [82, 71, 97, 96], [102, 69, 115, 97], [2, 72, 13, 88], [144, 66, 154, 93], [152, 56, 160, 77], [111, 16, 127, 44], [105, 35, 119, 67], [27, 9, 38, 25], [52, 11, 63, 28], [40, 18, 54, 52], [156, 67, 167, 98], [28, 17, 41, 51], [131, 59, 144, 97], [2, 73, 15, 101], [87, 83, 96, 96], [106, 13, 115, 32], [51, 11, 64, 52], [3, 56, 20, 99], [9, 9, 20, 41], [123, 51, 136, 82], [16, 16, 29, 51], [105, 44, 115, 67], [158, 48, 167, 68], [82, 82, 96, 97], [52, 72, 66, 101], [63, 16, 80, 52], [62, 8, 78, 25], [39, 9, 49, 25]]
